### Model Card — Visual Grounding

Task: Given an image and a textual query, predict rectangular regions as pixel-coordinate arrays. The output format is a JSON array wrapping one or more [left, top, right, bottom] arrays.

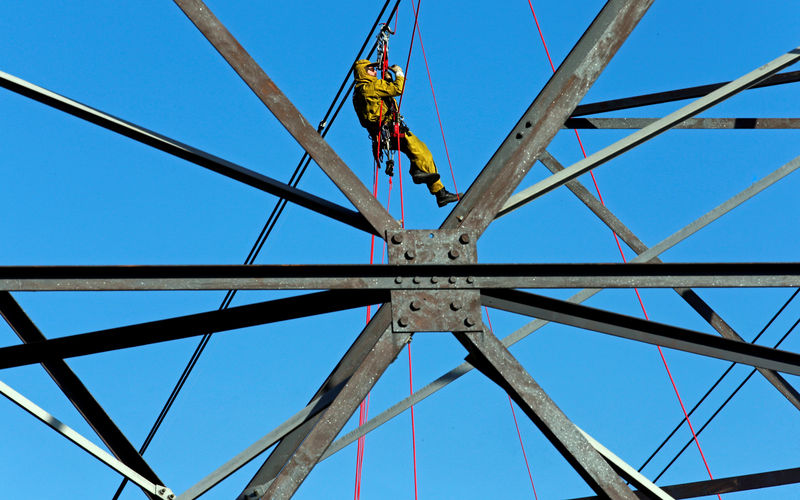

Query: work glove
[[389, 65, 404, 78]]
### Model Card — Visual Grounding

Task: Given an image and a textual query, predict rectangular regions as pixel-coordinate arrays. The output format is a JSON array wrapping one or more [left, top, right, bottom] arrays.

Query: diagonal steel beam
[[172, 0, 398, 236], [571, 69, 800, 117], [0, 290, 382, 370], [0, 292, 163, 500], [482, 288, 800, 376], [538, 150, 800, 410], [453, 329, 637, 498], [573, 466, 800, 499], [269, 150, 800, 469], [443, 0, 654, 236], [564, 117, 800, 129], [501, 47, 800, 216], [0, 71, 373, 235], [260, 317, 409, 499], [0, 379, 174, 500]]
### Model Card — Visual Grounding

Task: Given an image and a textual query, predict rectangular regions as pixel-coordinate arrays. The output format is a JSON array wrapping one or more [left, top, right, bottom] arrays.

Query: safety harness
[[373, 24, 409, 177]]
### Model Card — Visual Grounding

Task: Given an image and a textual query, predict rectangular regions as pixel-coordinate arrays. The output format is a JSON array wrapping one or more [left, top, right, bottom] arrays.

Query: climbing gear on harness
[[435, 188, 459, 207], [375, 23, 394, 73]]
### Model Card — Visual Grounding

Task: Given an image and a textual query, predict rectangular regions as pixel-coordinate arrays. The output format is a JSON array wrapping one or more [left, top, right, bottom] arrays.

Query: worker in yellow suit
[[352, 59, 459, 207]]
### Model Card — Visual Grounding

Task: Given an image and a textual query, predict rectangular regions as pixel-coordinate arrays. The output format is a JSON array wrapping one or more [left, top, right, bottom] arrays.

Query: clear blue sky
[[1, 1, 799, 498]]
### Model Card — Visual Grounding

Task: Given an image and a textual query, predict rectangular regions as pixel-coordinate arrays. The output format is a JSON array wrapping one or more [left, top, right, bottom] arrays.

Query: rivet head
[[464, 317, 476, 327], [459, 233, 470, 244], [448, 276, 457, 284], [525, 121, 532, 128], [450, 302, 461, 311], [430, 276, 439, 283], [405, 250, 416, 260], [413, 276, 421, 284], [410, 301, 421, 311], [391, 233, 404, 244], [448, 249, 460, 260], [516, 132, 523, 139], [395, 276, 403, 284], [466, 276, 475, 284], [398, 316, 409, 327]]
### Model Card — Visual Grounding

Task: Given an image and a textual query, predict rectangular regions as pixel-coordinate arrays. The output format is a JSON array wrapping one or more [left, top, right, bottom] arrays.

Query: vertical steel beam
[[453, 329, 637, 499], [172, 0, 399, 237], [0, 292, 163, 500], [443, 0, 654, 236], [538, 150, 800, 411], [261, 322, 409, 499]]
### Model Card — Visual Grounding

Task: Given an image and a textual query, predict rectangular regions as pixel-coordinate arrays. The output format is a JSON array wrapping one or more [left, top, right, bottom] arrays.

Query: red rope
[[526, 2, 718, 494], [407, 343, 419, 500], [409, 6, 459, 195], [485, 307, 539, 498]]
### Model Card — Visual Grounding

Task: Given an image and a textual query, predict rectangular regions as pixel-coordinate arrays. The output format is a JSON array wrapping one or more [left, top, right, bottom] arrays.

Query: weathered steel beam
[[501, 47, 800, 216], [564, 117, 800, 129], [0, 379, 174, 500], [482, 288, 800, 376], [571, 70, 800, 117], [0, 290, 382, 370], [172, 0, 398, 236], [572, 466, 800, 499], [444, 0, 655, 236], [3, 262, 800, 291], [0, 71, 373, 235], [0, 293, 164, 500], [539, 150, 800, 411], [454, 329, 637, 499]]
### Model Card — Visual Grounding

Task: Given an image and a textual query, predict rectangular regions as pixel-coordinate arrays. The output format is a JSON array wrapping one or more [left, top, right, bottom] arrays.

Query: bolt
[[466, 276, 475, 284], [431, 276, 439, 283], [398, 316, 409, 327], [413, 276, 421, 284], [391, 233, 404, 244], [395, 276, 403, 284], [158, 489, 166, 495], [450, 302, 462, 311], [449, 249, 460, 260], [459, 233, 471, 244], [405, 250, 416, 260], [448, 276, 457, 284], [410, 300, 421, 311], [464, 317, 476, 327]]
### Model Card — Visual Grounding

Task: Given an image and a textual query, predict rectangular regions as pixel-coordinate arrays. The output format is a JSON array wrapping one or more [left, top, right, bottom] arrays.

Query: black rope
[[654, 314, 800, 481], [637, 288, 800, 477], [111, 2, 401, 498]]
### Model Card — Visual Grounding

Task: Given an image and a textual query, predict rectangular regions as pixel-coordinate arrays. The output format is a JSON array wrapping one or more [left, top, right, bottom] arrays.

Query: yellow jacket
[[352, 59, 405, 134]]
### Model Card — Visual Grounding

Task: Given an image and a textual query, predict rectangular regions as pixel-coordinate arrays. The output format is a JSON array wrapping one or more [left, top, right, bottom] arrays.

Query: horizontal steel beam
[[0, 290, 383, 370], [0, 71, 374, 235], [572, 466, 800, 499], [564, 117, 800, 129], [481, 288, 800, 376], [571, 70, 800, 116], [2, 263, 800, 291]]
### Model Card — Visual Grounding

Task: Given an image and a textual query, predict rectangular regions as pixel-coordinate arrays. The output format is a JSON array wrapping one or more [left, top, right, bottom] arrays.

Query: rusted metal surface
[[444, 0, 655, 236], [0, 290, 383, 370], [0, 292, 164, 500], [261, 323, 409, 499], [172, 0, 399, 237], [564, 117, 800, 129], [539, 150, 800, 411], [572, 466, 800, 499], [4, 263, 800, 291], [391, 289, 482, 332], [481, 288, 800, 376], [571, 69, 800, 117], [454, 329, 637, 499]]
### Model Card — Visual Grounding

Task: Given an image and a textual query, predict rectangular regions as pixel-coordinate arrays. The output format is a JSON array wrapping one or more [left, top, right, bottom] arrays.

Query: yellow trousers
[[375, 130, 444, 194]]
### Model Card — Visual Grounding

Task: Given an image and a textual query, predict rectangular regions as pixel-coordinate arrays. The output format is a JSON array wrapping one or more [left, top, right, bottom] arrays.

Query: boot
[[435, 188, 459, 207], [410, 168, 440, 185]]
